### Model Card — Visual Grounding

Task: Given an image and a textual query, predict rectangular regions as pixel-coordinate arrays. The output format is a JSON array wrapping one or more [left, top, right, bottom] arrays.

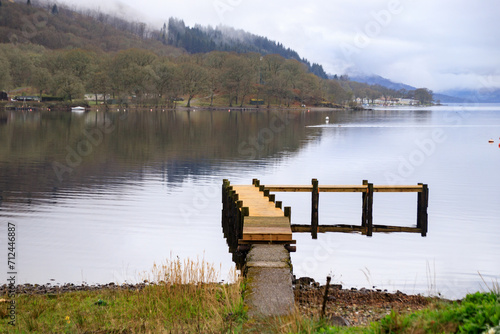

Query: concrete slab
[[245, 244, 294, 317]]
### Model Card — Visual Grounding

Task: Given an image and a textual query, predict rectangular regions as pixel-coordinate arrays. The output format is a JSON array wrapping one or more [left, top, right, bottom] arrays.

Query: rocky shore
[[293, 276, 443, 327], [0, 282, 149, 296], [2, 278, 446, 328]]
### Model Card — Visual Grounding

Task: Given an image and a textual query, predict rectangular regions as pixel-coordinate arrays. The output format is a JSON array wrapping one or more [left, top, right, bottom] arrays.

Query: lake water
[[1, 104, 499, 299]]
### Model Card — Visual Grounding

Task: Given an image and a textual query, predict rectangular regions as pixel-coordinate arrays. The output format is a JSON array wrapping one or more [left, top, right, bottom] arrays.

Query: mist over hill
[[162, 18, 328, 79], [346, 74, 416, 92], [0, 0, 442, 106], [346, 73, 471, 103]]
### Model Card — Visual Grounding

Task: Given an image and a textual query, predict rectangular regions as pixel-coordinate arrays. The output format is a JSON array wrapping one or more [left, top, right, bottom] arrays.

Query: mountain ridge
[[163, 18, 329, 79], [346, 73, 473, 103]]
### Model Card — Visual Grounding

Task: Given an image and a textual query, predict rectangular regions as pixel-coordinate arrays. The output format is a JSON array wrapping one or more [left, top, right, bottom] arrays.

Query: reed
[[0, 258, 245, 333]]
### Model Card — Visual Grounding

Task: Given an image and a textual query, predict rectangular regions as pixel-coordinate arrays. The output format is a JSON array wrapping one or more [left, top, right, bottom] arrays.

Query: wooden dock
[[222, 178, 429, 252], [222, 180, 295, 250], [264, 179, 429, 238], [221, 178, 429, 317], [231, 185, 293, 244]]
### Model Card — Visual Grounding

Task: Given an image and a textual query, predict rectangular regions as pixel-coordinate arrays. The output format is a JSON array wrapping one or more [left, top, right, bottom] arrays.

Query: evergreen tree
[[51, 4, 59, 15], [27, 0, 31, 6]]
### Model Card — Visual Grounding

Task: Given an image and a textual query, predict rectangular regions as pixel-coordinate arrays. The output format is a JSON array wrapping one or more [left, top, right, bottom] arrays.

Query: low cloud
[[59, 0, 500, 91]]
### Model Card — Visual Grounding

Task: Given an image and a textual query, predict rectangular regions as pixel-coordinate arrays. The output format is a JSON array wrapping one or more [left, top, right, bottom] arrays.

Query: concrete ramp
[[245, 244, 294, 317]]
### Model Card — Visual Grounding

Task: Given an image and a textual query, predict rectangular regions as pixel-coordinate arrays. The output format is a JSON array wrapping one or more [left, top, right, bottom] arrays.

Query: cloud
[[58, 0, 500, 91]]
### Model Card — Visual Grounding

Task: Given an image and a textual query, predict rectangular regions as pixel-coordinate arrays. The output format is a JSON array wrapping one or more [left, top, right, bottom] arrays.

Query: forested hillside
[[163, 18, 329, 79], [0, 1, 184, 54], [0, 0, 432, 107]]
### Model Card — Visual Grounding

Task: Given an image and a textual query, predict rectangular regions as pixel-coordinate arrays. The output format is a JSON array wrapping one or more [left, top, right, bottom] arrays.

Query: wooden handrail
[[244, 179, 429, 238], [264, 184, 423, 193]]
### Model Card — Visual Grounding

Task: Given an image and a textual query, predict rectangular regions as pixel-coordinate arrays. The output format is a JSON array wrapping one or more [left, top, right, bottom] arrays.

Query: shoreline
[[292, 277, 449, 327], [1, 277, 450, 328]]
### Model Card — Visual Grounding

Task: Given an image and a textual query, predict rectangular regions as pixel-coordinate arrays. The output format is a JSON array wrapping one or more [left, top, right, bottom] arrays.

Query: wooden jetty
[[264, 178, 429, 238], [221, 178, 429, 317], [222, 179, 295, 262], [222, 178, 428, 250]]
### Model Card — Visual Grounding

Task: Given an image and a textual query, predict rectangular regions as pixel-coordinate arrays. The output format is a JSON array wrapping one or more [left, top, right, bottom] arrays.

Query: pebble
[[0, 282, 151, 296]]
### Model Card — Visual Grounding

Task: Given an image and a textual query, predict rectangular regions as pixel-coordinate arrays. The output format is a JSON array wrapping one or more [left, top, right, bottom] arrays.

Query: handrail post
[[284, 206, 291, 222], [417, 183, 422, 229], [366, 183, 373, 237], [417, 183, 429, 237], [361, 180, 368, 227], [311, 178, 319, 239]]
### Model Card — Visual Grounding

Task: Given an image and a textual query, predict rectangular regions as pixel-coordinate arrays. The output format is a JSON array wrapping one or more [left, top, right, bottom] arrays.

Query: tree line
[[162, 18, 329, 79], [0, 43, 434, 107], [0, 1, 433, 107]]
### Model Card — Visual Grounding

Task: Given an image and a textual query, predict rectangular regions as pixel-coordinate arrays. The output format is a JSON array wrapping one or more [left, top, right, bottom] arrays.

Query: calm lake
[[1, 104, 499, 299]]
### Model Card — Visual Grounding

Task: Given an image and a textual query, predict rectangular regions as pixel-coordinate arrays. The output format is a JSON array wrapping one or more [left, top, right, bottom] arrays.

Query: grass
[[0, 257, 246, 333], [2, 259, 499, 333], [316, 291, 500, 334]]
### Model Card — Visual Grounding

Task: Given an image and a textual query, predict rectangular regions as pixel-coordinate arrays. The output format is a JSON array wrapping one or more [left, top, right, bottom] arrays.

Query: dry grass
[[0, 257, 245, 333]]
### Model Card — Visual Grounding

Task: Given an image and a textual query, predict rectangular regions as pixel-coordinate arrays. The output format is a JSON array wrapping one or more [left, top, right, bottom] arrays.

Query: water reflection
[[0, 109, 330, 203], [1, 106, 499, 299]]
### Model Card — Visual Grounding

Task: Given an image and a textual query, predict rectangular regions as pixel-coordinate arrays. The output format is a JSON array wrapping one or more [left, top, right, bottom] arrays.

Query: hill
[[163, 18, 328, 79], [0, 0, 183, 55], [0, 1, 435, 107], [439, 88, 500, 103], [347, 73, 466, 103], [346, 73, 416, 92], [0, 1, 327, 78]]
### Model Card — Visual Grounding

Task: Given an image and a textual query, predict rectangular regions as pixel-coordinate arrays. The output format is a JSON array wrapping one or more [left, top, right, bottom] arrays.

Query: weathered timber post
[[252, 178, 260, 187], [311, 178, 319, 239], [417, 183, 423, 230], [275, 201, 282, 209], [321, 276, 332, 318], [242, 207, 249, 218], [366, 183, 373, 237], [422, 184, 429, 236], [222, 180, 229, 238], [284, 206, 291, 222], [417, 183, 429, 237], [361, 179, 368, 227], [236, 200, 243, 240]]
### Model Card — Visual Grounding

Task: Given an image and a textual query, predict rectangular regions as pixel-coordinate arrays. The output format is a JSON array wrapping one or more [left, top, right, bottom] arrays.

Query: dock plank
[[232, 185, 294, 244]]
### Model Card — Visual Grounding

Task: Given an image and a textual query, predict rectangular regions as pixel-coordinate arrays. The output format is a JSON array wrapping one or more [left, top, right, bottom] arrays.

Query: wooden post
[[311, 178, 319, 239], [284, 206, 291, 222], [361, 180, 368, 227], [321, 276, 331, 318], [275, 201, 282, 209], [252, 178, 260, 187], [242, 207, 249, 217], [236, 200, 243, 239], [222, 180, 228, 235], [222, 180, 228, 215], [268, 194, 275, 202], [366, 183, 373, 237], [417, 183, 423, 229], [263, 189, 270, 197], [417, 183, 429, 237]]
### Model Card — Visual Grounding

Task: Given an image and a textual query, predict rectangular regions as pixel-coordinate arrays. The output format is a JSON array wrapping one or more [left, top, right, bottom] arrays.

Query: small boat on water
[[71, 106, 86, 113]]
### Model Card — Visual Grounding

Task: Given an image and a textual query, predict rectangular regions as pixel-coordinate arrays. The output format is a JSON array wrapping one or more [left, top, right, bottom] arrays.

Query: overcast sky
[[58, 0, 500, 92]]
